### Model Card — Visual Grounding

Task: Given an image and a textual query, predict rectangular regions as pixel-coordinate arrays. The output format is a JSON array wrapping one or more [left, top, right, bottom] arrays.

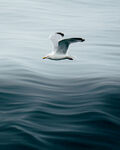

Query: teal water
[[0, 0, 120, 150]]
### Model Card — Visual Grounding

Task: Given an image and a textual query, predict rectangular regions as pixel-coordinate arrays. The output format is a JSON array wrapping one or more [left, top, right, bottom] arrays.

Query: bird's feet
[[68, 57, 73, 60]]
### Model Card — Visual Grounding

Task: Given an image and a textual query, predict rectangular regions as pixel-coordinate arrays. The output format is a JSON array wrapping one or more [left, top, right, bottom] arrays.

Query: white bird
[[43, 32, 85, 60]]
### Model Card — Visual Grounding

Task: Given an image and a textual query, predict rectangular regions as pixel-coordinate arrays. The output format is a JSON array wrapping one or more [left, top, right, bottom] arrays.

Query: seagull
[[43, 32, 85, 60]]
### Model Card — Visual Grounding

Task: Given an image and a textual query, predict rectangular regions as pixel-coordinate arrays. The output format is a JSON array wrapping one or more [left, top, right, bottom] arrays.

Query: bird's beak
[[42, 56, 47, 59]]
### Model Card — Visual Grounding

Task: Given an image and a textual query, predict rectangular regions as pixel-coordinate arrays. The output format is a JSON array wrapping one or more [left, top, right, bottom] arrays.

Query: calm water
[[0, 0, 120, 150]]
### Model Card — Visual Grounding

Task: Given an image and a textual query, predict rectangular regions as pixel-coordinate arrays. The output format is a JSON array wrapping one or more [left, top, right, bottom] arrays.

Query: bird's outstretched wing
[[49, 33, 63, 51], [56, 38, 85, 54]]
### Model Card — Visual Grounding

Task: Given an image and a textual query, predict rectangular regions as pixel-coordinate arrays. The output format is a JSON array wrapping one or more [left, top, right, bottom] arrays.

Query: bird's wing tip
[[82, 38, 85, 42], [56, 32, 64, 37]]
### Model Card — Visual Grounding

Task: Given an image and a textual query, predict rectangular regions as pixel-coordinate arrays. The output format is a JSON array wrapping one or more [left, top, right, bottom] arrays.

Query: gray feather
[[57, 38, 85, 54]]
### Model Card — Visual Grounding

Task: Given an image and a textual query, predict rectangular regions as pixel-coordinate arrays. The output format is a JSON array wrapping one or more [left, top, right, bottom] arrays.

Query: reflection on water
[[0, 0, 120, 150]]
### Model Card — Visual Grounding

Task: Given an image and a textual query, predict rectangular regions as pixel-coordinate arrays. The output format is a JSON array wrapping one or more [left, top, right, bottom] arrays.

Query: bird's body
[[43, 32, 85, 60], [45, 53, 73, 60]]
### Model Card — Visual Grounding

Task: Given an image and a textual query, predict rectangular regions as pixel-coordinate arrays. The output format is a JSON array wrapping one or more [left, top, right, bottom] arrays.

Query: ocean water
[[0, 0, 120, 150]]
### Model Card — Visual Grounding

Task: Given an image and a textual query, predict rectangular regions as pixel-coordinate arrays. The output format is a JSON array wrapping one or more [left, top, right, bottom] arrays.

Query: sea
[[0, 0, 120, 150]]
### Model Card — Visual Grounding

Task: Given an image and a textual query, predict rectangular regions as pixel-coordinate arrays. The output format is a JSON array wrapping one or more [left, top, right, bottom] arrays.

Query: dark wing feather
[[57, 38, 85, 54]]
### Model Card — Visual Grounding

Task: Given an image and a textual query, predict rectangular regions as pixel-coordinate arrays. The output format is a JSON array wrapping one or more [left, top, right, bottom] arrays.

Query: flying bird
[[43, 32, 85, 60]]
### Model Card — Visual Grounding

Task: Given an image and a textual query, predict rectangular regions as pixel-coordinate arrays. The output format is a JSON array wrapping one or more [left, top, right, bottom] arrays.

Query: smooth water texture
[[0, 0, 120, 150]]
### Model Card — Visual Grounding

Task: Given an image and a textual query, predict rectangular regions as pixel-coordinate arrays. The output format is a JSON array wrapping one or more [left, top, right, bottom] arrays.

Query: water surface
[[0, 0, 120, 150]]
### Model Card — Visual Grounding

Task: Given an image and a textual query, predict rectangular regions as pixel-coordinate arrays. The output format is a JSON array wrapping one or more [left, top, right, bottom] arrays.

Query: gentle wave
[[0, 0, 120, 149]]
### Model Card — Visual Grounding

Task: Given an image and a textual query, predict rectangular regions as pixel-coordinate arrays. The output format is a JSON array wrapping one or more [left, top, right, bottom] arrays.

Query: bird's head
[[42, 55, 51, 59]]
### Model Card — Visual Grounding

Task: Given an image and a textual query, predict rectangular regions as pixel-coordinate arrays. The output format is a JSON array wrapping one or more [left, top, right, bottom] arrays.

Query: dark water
[[0, 0, 120, 150]]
